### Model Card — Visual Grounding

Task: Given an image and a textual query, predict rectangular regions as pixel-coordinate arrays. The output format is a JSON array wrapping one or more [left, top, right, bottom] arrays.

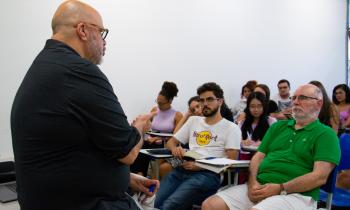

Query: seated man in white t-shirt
[[271, 79, 292, 120], [154, 82, 241, 210]]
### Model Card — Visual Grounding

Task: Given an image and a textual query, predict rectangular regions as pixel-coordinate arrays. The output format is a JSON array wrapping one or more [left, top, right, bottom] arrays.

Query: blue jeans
[[154, 167, 220, 210]]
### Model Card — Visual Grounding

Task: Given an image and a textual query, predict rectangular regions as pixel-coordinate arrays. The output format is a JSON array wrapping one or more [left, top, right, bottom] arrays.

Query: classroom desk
[[0, 201, 19, 210], [140, 149, 173, 180], [0, 157, 17, 210], [226, 161, 250, 185], [241, 145, 258, 153]]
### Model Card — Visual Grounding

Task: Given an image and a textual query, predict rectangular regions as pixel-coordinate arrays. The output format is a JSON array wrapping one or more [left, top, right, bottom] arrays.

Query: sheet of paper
[[196, 158, 250, 166]]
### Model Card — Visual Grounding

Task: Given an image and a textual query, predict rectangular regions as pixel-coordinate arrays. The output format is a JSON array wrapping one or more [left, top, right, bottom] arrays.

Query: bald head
[[51, 0, 102, 35], [50, 0, 106, 64], [292, 84, 323, 124], [295, 84, 323, 100]]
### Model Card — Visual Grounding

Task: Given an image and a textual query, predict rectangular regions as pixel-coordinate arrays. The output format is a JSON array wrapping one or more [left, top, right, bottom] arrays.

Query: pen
[[205, 157, 216, 160]]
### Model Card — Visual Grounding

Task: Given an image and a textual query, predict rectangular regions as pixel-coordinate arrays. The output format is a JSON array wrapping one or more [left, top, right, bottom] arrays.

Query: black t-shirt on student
[[11, 39, 141, 210]]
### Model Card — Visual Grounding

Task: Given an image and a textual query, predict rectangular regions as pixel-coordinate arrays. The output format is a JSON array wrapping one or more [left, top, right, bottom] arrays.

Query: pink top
[[151, 107, 177, 133], [340, 109, 350, 127]]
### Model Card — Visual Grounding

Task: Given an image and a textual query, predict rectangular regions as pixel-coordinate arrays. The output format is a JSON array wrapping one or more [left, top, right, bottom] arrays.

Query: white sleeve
[[224, 123, 241, 150], [173, 116, 195, 145], [268, 116, 277, 125]]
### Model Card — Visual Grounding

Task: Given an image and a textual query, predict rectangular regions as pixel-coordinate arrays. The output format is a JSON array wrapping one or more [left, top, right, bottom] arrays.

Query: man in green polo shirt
[[202, 84, 341, 210]]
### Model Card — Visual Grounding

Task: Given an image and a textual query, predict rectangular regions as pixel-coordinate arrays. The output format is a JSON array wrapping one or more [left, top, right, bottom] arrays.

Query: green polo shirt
[[257, 119, 340, 201]]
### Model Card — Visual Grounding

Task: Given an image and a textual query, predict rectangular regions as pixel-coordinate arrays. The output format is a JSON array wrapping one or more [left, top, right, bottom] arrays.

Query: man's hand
[[130, 173, 160, 200], [171, 146, 185, 158], [248, 182, 281, 203], [182, 160, 201, 171], [242, 139, 255, 146], [147, 136, 162, 144], [248, 180, 264, 203], [132, 111, 157, 135], [236, 112, 246, 124]]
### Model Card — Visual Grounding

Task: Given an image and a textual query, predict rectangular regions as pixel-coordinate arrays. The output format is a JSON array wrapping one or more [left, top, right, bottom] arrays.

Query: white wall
[[0, 0, 347, 159]]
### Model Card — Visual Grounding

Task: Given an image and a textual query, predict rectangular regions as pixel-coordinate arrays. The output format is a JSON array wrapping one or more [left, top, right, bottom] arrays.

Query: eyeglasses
[[291, 95, 319, 101], [199, 97, 220, 104], [84, 22, 109, 40], [249, 104, 263, 110]]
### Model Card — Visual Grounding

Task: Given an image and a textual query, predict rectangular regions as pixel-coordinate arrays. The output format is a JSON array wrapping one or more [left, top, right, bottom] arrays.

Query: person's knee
[[202, 195, 229, 210], [201, 197, 214, 210], [159, 162, 173, 179]]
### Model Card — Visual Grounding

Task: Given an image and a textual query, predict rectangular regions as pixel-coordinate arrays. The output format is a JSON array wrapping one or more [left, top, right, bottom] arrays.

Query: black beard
[[202, 106, 219, 117]]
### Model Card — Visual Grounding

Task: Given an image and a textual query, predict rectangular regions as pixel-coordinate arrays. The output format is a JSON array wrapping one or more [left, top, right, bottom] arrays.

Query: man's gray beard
[[292, 110, 319, 122]]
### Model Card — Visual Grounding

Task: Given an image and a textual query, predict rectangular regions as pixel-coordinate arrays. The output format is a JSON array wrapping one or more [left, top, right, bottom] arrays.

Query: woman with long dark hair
[[232, 82, 256, 122], [309, 80, 339, 134], [240, 92, 276, 147], [236, 83, 278, 124], [332, 84, 350, 129], [238, 92, 276, 183]]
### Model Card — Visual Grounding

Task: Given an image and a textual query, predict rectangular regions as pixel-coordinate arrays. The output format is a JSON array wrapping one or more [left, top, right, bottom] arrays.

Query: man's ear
[[76, 23, 88, 41], [317, 99, 324, 109], [218, 98, 224, 106]]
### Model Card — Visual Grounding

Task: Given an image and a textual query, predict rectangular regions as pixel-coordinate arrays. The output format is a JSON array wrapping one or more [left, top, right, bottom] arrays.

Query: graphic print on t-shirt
[[193, 131, 218, 146]]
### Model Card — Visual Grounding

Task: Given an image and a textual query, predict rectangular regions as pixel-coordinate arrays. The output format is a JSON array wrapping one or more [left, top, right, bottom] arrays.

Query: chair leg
[[192, 204, 201, 210], [325, 193, 333, 210]]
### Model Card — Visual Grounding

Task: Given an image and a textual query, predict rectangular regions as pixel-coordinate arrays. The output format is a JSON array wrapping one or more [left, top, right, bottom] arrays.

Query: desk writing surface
[[241, 145, 258, 152], [0, 201, 19, 210], [140, 149, 173, 159], [146, 132, 173, 137], [197, 158, 250, 166], [0, 156, 14, 162]]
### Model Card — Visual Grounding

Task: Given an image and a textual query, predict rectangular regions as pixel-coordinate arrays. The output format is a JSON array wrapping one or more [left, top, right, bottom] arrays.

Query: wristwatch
[[280, 183, 287, 195]]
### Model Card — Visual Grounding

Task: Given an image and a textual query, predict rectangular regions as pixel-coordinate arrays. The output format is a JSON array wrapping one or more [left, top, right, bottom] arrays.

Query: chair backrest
[[321, 167, 337, 193], [338, 133, 350, 171], [319, 133, 350, 208]]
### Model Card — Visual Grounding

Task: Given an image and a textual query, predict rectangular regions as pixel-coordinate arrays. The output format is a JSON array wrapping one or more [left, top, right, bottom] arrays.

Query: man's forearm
[[165, 137, 179, 151], [283, 161, 335, 194], [225, 149, 239, 160], [118, 135, 143, 165], [174, 113, 190, 133], [283, 173, 323, 193], [248, 152, 265, 185]]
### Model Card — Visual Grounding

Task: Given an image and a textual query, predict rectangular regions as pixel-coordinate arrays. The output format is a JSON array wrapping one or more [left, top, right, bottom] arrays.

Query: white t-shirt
[[174, 116, 241, 158], [272, 94, 292, 111]]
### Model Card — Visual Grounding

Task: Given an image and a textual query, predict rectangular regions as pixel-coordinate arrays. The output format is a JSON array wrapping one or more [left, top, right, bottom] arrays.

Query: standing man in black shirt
[[10, 1, 158, 209]]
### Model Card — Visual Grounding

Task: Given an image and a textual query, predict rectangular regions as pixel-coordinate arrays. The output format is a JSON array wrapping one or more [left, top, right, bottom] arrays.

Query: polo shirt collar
[[287, 119, 320, 131]]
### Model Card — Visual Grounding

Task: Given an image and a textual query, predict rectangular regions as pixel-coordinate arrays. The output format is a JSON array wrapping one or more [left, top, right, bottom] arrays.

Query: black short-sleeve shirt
[[11, 39, 141, 210]]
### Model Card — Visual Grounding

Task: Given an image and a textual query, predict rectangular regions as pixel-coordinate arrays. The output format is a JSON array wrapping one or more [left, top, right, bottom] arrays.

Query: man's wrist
[[247, 178, 257, 187], [280, 183, 287, 195]]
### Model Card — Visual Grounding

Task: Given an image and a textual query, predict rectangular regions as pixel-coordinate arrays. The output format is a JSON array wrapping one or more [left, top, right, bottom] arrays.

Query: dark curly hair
[[159, 81, 178, 101], [333, 84, 350, 104], [197, 82, 224, 99], [241, 92, 270, 141]]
